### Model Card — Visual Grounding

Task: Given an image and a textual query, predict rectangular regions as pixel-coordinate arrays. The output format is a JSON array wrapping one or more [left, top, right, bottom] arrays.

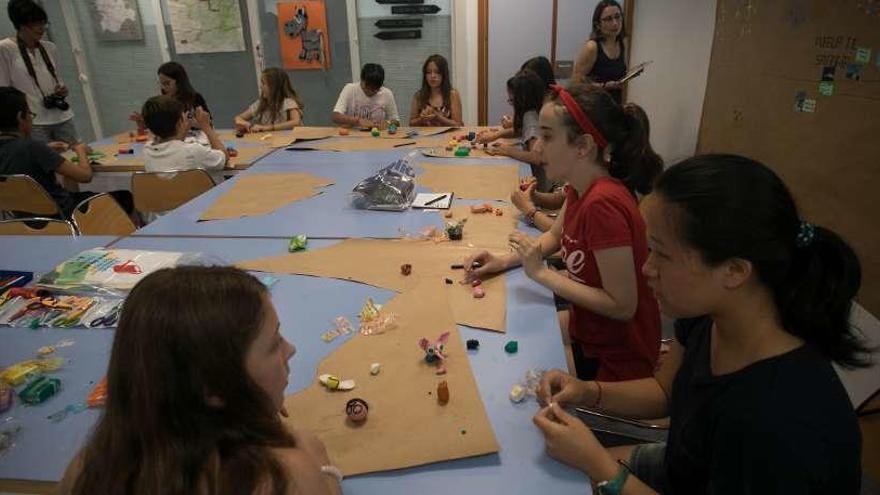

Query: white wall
[[627, 0, 717, 165], [486, 0, 552, 125], [452, 0, 478, 126]]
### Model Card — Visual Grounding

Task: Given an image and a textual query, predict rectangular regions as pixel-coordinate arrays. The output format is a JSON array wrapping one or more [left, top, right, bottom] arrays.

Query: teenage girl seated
[[408, 54, 462, 127], [235, 68, 304, 133]]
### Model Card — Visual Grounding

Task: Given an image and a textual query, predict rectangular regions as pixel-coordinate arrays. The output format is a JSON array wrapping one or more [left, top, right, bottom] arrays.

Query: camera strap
[[16, 37, 60, 98]]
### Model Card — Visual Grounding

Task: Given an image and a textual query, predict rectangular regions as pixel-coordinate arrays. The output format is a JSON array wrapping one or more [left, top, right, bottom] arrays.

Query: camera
[[43, 93, 70, 111]]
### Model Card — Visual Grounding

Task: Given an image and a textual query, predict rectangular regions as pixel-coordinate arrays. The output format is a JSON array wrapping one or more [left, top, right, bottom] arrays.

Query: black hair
[[655, 154, 871, 368], [547, 83, 661, 195], [142, 95, 185, 139], [7, 0, 48, 30], [590, 0, 626, 42], [520, 56, 556, 91], [506, 69, 545, 135], [361, 63, 385, 91], [0, 86, 29, 130], [157, 62, 199, 110]]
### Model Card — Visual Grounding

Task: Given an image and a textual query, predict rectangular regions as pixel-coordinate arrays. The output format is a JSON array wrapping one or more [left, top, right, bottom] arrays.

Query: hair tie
[[549, 84, 608, 149], [795, 221, 816, 248]]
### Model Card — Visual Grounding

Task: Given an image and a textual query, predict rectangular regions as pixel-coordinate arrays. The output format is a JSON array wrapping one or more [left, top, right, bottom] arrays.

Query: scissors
[[8, 296, 68, 322], [89, 303, 121, 328]]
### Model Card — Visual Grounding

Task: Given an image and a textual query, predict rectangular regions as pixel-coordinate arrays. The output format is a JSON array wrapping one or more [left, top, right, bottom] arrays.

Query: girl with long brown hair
[[61, 266, 340, 495], [409, 54, 462, 127], [235, 68, 305, 133]]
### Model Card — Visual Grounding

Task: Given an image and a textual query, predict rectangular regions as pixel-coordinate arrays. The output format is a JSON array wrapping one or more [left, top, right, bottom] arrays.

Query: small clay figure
[[437, 380, 449, 404], [346, 398, 369, 422]]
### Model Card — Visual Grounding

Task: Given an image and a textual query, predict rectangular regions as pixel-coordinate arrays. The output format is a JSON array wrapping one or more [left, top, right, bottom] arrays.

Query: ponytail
[[779, 225, 868, 368], [655, 154, 872, 368], [547, 83, 662, 196], [617, 103, 663, 195]]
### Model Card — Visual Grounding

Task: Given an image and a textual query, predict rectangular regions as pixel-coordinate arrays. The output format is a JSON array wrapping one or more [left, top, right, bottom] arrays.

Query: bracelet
[[320, 465, 343, 483], [590, 380, 602, 409], [596, 460, 631, 495]]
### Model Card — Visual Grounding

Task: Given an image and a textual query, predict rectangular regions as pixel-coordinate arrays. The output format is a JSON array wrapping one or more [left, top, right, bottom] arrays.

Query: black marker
[[450, 262, 482, 270], [425, 194, 448, 206]]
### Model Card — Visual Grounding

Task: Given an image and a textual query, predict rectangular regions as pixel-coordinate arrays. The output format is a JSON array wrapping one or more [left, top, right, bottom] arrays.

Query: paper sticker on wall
[[857, 0, 880, 16], [819, 81, 834, 96], [845, 63, 863, 81], [278, 1, 331, 70], [855, 47, 872, 64], [794, 91, 816, 113]]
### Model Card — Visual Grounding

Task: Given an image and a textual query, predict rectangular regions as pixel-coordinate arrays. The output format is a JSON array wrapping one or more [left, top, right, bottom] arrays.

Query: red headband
[[550, 84, 608, 149]]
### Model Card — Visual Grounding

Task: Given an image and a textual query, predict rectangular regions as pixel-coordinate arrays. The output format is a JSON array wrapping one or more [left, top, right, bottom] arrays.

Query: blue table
[[0, 236, 116, 273], [0, 236, 588, 493], [134, 148, 530, 238]]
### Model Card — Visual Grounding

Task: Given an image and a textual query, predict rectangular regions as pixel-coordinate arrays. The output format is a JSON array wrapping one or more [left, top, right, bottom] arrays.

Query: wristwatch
[[596, 462, 630, 495]]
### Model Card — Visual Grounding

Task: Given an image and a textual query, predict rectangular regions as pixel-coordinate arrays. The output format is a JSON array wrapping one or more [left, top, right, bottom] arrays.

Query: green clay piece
[[504, 340, 518, 354], [371, 128, 381, 137], [454, 147, 470, 157], [19, 376, 61, 405], [288, 234, 308, 252], [70, 150, 107, 163]]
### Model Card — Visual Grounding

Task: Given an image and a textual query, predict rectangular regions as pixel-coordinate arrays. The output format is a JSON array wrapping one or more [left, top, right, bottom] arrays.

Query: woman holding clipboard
[[573, 0, 629, 103]]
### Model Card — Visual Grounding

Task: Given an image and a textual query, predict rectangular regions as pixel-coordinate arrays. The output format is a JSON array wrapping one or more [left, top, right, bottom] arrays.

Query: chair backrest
[[0, 174, 62, 216], [71, 193, 136, 236], [0, 217, 76, 236], [131, 169, 215, 214]]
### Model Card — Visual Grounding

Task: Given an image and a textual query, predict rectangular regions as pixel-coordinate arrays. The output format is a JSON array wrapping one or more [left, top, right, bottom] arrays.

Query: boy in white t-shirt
[[332, 63, 399, 129], [142, 95, 227, 175]]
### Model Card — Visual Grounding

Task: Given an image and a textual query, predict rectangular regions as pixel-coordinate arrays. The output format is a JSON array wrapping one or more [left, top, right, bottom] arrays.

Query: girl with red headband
[[464, 83, 662, 382]]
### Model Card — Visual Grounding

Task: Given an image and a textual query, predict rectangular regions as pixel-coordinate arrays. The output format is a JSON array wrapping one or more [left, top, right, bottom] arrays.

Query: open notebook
[[411, 192, 454, 209]]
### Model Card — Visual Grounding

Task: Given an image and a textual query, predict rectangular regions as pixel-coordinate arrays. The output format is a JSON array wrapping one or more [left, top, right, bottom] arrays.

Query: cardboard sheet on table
[[199, 172, 333, 220], [345, 126, 455, 140], [218, 128, 335, 148], [238, 238, 508, 332], [282, 281, 499, 476], [437, 204, 519, 251], [229, 145, 273, 167], [419, 146, 508, 160], [289, 137, 417, 152], [419, 162, 519, 201]]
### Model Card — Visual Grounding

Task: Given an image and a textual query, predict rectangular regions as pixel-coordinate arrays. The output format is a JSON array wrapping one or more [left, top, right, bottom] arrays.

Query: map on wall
[[167, 0, 246, 54], [89, 0, 144, 41]]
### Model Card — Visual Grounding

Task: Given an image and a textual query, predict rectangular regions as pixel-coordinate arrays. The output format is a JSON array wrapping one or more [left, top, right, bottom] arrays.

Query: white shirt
[[247, 97, 301, 125], [0, 38, 74, 126], [333, 82, 399, 124], [143, 139, 226, 177]]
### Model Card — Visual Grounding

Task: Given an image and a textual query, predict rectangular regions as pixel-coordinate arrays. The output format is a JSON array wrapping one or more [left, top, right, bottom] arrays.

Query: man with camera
[[0, 0, 80, 152]]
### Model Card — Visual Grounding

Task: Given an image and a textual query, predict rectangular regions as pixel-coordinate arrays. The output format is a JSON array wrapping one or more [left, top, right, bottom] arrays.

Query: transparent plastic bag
[[350, 152, 418, 211], [35, 248, 224, 297]]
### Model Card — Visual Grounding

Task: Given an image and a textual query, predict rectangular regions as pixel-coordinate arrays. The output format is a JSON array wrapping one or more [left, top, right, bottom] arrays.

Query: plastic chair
[[131, 169, 215, 215], [0, 174, 62, 217], [71, 193, 136, 236], [0, 217, 76, 236]]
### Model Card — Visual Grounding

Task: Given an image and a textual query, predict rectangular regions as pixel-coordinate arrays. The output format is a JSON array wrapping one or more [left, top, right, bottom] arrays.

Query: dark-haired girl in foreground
[[534, 154, 866, 494]]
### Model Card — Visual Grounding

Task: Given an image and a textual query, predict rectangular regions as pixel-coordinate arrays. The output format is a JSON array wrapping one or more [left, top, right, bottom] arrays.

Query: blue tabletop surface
[[134, 148, 530, 239], [0, 236, 588, 492]]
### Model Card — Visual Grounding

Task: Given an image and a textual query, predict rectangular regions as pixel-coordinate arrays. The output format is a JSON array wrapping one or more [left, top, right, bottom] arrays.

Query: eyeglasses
[[600, 13, 622, 24]]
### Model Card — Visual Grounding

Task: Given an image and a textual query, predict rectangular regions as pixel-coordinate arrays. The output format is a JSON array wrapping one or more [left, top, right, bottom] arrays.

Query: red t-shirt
[[561, 177, 661, 381]]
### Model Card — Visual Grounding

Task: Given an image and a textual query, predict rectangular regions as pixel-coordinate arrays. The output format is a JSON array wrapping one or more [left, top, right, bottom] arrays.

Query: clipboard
[[620, 60, 653, 84]]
